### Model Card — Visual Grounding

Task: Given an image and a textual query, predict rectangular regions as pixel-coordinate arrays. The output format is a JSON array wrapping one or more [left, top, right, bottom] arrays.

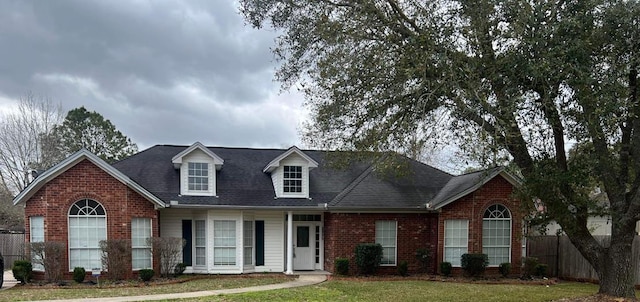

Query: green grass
[[0, 276, 290, 302], [187, 280, 637, 302]]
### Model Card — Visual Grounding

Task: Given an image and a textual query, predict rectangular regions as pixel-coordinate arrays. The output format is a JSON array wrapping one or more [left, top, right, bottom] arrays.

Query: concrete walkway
[[1, 269, 19, 290], [28, 274, 327, 302]]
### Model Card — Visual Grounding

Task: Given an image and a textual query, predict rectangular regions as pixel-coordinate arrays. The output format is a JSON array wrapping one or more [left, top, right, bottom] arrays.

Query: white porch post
[[286, 211, 294, 274]]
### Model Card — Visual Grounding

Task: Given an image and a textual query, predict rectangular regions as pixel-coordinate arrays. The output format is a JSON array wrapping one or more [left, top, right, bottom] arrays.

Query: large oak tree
[[241, 0, 640, 297]]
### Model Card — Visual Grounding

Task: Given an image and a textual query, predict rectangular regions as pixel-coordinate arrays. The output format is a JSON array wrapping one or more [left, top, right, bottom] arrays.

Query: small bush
[[73, 267, 86, 283], [31, 241, 66, 283], [398, 260, 409, 276], [440, 262, 452, 276], [139, 269, 155, 282], [174, 263, 187, 276], [535, 264, 548, 277], [139, 268, 156, 282], [335, 258, 349, 275], [12, 260, 33, 284], [522, 257, 539, 279], [461, 253, 488, 277], [415, 247, 432, 273], [355, 243, 383, 275], [499, 262, 511, 277], [149, 237, 186, 278]]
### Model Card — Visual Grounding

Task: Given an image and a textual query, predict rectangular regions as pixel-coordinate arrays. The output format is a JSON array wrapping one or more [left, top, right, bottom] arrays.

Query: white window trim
[[194, 220, 207, 267], [131, 218, 153, 270], [30, 216, 45, 271], [482, 205, 512, 267], [67, 199, 107, 272], [213, 220, 237, 266], [186, 162, 213, 196], [243, 220, 254, 267], [375, 220, 397, 266], [444, 219, 469, 267]]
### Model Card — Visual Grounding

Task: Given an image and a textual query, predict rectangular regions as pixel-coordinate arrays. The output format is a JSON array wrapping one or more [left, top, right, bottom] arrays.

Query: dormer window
[[283, 166, 302, 193], [188, 162, 209, 191], [172, 142, 224, 197], [263, 146, 318, 199]]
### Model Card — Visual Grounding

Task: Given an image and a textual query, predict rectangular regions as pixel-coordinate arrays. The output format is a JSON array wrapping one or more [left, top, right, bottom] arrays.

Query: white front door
[[293, 224, 314, 270]]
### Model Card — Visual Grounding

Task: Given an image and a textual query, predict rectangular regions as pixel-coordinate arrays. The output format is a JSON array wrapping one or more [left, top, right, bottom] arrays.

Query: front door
[[293, 224, 314, 270]]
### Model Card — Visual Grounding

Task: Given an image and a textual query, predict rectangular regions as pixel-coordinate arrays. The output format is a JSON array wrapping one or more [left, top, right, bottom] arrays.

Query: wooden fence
[[0, 233, 25, 267], [527, 235, 640, 285]]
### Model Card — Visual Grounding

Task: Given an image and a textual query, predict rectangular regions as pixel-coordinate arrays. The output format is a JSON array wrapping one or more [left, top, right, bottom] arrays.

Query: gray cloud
[[0, 0, 304, 150]]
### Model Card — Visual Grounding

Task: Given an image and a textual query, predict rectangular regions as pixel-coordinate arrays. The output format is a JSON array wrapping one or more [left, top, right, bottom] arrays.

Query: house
[[13, 142, 523, 278]]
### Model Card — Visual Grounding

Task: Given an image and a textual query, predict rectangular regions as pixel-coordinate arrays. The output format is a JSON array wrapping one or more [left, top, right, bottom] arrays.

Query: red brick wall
[[437, 175, 523, 275], [324, 212, 438, 275], [23, 159, 159, 280]]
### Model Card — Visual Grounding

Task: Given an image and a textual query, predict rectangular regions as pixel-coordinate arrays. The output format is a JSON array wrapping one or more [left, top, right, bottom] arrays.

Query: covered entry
[[285, 213, 323, 273]]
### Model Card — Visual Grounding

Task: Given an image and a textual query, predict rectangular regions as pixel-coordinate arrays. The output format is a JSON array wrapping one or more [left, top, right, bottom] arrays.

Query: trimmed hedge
[[355, 243, 382, 275], [440, 262, 452, 276], [335, 258, 349, 275], [461, 253, 488, 277], [499, 262, 511, 277], [397, 260, 409, 276], [12, 260, 33, 284], [139, 269, 155, 282], [73, 267, 86, 283]]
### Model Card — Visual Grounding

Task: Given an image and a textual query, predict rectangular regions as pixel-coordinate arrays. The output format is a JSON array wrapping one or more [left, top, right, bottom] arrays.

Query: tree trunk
[[598, 233, 637, 298]]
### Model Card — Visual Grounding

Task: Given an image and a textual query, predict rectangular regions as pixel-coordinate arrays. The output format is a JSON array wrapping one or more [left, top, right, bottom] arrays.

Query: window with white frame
[[375, 220, 397, 266], [483, 204, 512, 266], [188, 162, 209, 191], [30, 216, 44, 271], [243, 221, 253, 266], [283, 165, 302, 193], [214, 220, 236, 266], [68, 199, 107, 270], [195, 220, 206, 266], [131, 218, 152, 270], [444, 219, 468, 266]]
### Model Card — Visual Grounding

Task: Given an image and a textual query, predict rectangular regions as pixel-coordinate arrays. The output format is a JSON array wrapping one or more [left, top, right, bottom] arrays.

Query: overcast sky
[[0, 0, 307, 151]]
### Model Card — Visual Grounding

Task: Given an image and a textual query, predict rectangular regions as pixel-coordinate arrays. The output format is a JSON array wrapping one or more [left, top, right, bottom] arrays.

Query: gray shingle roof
[[111, 145, 503, 210]]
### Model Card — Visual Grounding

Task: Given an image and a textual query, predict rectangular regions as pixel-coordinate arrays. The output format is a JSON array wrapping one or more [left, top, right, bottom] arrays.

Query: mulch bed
[[328, 273, 558, 286]]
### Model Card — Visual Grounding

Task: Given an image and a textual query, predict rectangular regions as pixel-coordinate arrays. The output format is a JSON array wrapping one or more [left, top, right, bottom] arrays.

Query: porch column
[[286, 211, 294, 274]]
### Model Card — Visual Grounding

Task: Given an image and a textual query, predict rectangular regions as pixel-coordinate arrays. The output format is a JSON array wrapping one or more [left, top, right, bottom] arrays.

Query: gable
[[13, 149, 165, 208]]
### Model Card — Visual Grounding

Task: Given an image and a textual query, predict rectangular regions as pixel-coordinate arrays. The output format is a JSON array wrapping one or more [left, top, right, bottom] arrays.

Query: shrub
[[335, 258, 349, 275], [398, 260, 409, 276], [30, 241, 66, 283], [522, 257, 539, 279], [149, 237, 186, 278], [461, 253, 488, 277], [139, 269, 155, 282], [535, 264, 548, 277], [415, 247, 432, 273], [174, 263, 187, 276], [73, 267, 86, 283], [12, 260, 33, 284], [354, 243, 383, 275], [440, 262, 452, 276], [499, 262, 511, 277], [100, 239, 132, 281]]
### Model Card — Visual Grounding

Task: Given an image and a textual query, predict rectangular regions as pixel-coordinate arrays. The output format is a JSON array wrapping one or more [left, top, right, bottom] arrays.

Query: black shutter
[[255, 220, 265, 266], [182, 220, 192, 266]]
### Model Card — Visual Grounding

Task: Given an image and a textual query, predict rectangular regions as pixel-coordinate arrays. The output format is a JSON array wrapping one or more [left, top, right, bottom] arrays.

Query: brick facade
[[323, 175, 522, 276], [24, 159, 159, 280], [437, 175, 523, 275], [324, 212, 439, 274]]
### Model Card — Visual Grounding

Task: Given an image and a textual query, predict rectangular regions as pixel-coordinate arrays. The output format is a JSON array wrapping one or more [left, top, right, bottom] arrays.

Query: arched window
[[68, 199, 107, 271], [482, 204, 511, 266]]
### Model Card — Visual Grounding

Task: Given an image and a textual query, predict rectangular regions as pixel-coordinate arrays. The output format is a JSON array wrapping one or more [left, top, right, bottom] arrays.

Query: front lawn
[[195, 280, 636, 302], [0, 275, 291, 302]]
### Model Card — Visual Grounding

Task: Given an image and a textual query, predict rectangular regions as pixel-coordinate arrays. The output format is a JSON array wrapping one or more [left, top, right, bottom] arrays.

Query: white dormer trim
[[172, 142, 224, 170], [173, 142, 224, 197], [262, 146, 318, 173], [264, 146, 318, 199]]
